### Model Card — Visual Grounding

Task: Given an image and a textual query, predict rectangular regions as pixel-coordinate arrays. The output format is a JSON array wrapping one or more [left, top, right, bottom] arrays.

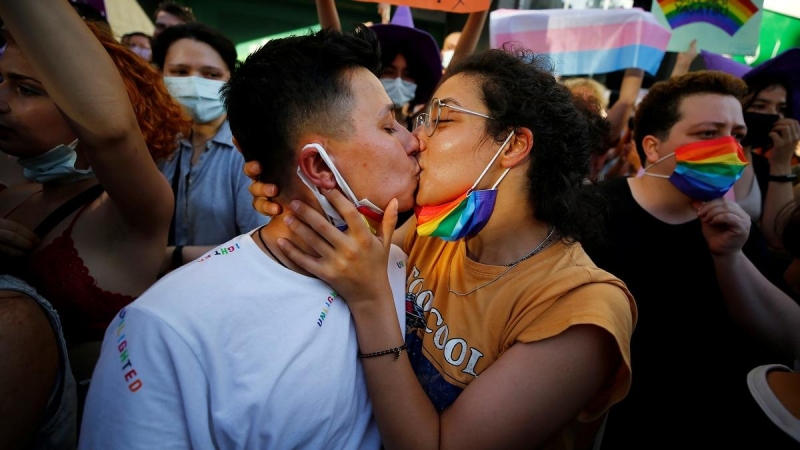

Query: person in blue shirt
[[151, 23, 269, 272]]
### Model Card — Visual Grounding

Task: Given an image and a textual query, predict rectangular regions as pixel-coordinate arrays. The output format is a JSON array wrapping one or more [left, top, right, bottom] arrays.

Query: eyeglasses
[[414, 97, 493, 137]]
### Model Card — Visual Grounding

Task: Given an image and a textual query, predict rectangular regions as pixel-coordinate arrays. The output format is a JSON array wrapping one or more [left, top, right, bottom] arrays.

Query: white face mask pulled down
[[296, 143, 384, 233]]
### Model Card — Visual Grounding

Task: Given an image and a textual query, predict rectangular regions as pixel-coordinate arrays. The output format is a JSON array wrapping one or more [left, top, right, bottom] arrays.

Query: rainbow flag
[[489, 8, 672, 76], [657, 0, 759, 36]]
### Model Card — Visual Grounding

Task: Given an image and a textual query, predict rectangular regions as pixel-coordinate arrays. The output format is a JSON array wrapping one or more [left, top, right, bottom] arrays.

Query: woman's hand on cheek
[[278, 189, 398, 310]]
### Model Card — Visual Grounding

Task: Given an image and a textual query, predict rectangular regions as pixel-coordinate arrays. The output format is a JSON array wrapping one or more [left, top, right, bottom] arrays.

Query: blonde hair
[[563, 77, 609, 109]]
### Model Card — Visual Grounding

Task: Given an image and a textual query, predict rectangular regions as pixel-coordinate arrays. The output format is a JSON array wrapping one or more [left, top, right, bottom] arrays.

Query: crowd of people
[[0, 0, 798, 449]]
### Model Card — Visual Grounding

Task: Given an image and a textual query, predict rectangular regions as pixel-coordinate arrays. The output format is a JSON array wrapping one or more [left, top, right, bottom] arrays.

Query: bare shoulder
[[0, 290, 57, 352]]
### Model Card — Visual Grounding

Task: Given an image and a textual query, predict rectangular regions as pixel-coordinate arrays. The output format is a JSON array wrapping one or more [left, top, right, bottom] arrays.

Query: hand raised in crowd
[[0, 218, 39, 259], [244, 161, 282, 216], [767, 117, 800, 167], [694, 198, 752, 257]]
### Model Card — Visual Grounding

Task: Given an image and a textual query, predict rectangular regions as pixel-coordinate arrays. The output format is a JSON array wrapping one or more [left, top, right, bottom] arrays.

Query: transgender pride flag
[[490, 8, 672, 76]]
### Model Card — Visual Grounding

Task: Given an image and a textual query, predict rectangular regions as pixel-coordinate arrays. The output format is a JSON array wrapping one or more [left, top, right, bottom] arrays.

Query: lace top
[[26, 200, 135, 346]]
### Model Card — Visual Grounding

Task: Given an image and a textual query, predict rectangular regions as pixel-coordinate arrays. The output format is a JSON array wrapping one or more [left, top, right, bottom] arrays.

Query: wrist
[[768, 173, 797, 183]]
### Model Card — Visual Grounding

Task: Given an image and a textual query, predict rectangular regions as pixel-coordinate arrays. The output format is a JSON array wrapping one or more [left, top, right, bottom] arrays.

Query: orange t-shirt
[[403, 231, 637, 448]]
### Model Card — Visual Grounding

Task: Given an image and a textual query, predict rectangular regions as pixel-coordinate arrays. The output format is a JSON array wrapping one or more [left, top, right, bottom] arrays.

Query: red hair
[[87, 22, 191, 160]]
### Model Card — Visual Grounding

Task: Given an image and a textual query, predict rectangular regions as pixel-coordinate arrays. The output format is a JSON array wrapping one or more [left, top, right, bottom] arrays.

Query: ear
[[641, 135, 662, 165], [500, 127, 533, 168], [297, 142, 337, 190]]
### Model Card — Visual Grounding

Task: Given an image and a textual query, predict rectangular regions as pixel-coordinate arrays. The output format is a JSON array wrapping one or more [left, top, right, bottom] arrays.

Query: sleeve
[[232, 152, 270, 235], [78, 307, 215, 450], [515, 280, 636, 422]]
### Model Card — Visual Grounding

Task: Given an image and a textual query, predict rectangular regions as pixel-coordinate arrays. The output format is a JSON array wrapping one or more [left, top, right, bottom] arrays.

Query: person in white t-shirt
[[79, 25, 421, 450]]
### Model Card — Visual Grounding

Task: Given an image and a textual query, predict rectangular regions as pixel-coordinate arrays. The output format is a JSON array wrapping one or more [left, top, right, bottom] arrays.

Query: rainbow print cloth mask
[[297, 143, 384, 233], [415, 131, 515, 241], [644, 135, 748, 201]]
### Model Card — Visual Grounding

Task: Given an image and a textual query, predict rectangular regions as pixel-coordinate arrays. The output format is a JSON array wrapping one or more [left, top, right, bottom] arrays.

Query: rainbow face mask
[[297, 143, 384, 233], [644, 136, 748, 201], [415, 131, 515, 241]]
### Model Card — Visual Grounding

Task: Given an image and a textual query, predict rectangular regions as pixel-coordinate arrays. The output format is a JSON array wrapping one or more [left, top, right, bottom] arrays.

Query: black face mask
[[742, 112, 780, 149]]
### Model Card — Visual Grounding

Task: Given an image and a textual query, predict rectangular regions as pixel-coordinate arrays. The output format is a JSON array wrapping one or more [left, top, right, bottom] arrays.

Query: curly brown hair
[[633, 71, 748, 158], [87, 21, 190, 160]]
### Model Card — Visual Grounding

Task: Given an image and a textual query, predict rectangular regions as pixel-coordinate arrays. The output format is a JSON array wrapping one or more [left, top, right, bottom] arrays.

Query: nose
[[411, 125, 426, 153], [400, 121, 420, 156]]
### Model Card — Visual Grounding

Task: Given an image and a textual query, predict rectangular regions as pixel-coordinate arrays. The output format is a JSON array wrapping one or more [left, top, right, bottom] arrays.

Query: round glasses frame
[[414, 97, 494, 137]]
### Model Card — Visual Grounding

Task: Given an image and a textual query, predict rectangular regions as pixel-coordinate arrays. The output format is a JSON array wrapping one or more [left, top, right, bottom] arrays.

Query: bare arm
[[759, 118, 800, 249], [0, 291, 59, 450], [280, 190, 623, 449], [316, 0, 342, 31], [0, 0, 173, 237], [713, 251, 800, 360], [699, 199, 800, 360], [604, 69, 644, 142], [669, 39, 697, 79], [445, 10, 489, 78]]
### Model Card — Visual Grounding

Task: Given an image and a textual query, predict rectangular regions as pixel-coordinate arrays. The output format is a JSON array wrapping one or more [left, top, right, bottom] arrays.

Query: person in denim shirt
[[152, 23, 269, 270]]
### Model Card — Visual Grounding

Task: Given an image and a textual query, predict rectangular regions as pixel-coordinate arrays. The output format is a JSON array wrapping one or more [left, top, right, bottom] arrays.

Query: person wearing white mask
[[440, 31, 460, 71], [151, 23, 269, 273]]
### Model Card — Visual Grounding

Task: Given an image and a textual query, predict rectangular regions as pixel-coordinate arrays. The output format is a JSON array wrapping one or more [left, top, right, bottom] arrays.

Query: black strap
[[167, 148, 183, 246], [34, 183, 105, 239]]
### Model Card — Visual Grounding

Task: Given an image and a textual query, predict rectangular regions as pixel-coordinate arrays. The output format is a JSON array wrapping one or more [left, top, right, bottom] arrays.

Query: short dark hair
[[634, 71, 748, 157], [447, 47, 611, 244], [221, 26, 382, 189], [154, 1, 196, 23], [121, 32, 152, 46], [151, 23, 238, 73]]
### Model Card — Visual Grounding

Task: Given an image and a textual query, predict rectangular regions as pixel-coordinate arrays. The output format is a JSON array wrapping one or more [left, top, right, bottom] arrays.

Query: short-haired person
[[581, 71, 800, 447], [79, 26, 418, 449], [152, 0, 195, 38], [245, 47, 637, 448], [151, 23, 269, 271]]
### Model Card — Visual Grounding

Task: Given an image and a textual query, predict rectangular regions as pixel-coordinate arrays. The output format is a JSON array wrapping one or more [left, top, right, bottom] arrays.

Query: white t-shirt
[[79, 233, 408, 450]]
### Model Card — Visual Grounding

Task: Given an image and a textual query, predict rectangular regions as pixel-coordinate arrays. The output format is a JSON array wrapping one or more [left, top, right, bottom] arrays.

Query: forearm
[[447, 10, 489, 74], [713, 251, 800, 360], [0, 1, 137, 139], [605, 69, 643, 140], [761, 174, 795, 249], [316, 0, 341, 31], [350, 299, 441, 450]]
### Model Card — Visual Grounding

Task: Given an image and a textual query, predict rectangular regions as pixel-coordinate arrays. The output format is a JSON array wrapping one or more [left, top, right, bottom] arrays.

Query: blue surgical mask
[[17, 139, 95, 184], [163, 76, 226, 124], [381, 77, 417, 108]]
